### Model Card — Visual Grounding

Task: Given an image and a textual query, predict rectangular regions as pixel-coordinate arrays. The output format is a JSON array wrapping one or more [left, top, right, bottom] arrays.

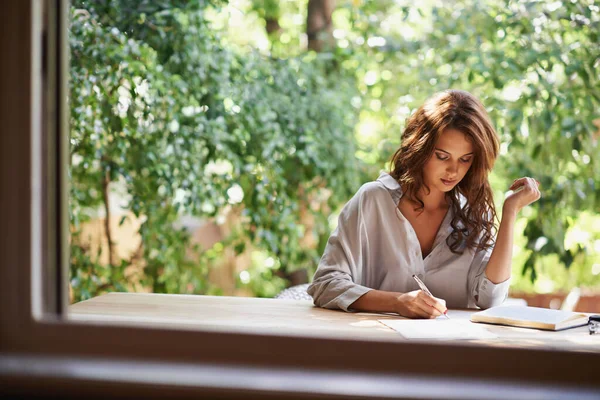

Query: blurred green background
[[68, 0, 600, 303]]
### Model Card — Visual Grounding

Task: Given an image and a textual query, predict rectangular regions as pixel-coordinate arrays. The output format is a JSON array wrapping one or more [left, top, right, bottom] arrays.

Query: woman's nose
[[446, 162, 459, 175]]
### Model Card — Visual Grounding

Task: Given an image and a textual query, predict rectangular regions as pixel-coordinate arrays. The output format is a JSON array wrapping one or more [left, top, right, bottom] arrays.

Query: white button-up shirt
[[307, 172, 510, 311]]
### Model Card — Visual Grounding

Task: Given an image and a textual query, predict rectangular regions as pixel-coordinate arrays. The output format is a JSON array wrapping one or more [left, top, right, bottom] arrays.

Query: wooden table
[[69, 293, 600, 352]]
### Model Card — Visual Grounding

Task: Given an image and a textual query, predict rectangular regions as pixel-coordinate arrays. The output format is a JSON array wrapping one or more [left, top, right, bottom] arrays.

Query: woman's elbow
[[307, 281, 343, 310], [307, 281, 325, 307], [476, 293, 507, 309]]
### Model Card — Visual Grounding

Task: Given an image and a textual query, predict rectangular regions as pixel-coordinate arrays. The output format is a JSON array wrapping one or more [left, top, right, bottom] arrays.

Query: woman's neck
[[404, 185, 449, 212]]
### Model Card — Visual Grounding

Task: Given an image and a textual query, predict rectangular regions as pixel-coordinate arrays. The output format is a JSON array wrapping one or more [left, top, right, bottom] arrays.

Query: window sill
[[2, 353, 599, 400]]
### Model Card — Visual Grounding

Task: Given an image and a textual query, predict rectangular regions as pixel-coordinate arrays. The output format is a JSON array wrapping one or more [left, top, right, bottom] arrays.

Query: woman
[[307, 89, 540, 319]]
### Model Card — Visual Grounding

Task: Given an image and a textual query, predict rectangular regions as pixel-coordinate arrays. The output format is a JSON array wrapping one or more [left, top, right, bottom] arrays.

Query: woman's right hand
[[395, 290, 447, 319]]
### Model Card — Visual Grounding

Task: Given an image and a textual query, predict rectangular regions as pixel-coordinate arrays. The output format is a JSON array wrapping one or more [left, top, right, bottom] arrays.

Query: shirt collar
[[376, 171, 401, 191]]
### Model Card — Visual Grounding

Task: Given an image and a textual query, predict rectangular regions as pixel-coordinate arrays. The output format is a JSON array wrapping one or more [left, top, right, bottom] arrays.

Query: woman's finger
[[419, 291, 447, 315], [414, 303, 433, 319], [426, 296, 446, 316], [530, 178, 541, 196], [510, 177, 540, 190], [525, 178, 541, 197], [406, 299, 427, 318], [509, 180, 524, 190], [417, 297, 441, 318], [509, 178, 527, 190]]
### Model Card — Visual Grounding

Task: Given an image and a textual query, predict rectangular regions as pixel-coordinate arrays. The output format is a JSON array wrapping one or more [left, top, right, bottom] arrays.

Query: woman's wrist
[[501, 203, 518, 220], [394, 293, 407, 315]]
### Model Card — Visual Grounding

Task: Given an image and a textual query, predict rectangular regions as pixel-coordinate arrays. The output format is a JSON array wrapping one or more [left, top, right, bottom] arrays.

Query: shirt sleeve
[[307, 187, 373, 312], [467, 244, 511, 309]]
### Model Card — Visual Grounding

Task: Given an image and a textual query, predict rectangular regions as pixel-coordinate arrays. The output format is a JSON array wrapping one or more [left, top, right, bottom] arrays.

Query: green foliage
[[509, 212, 600, 293], [251, 0, 281, 21], [69, 0, 360, 302], [238, 250, 288, 298]]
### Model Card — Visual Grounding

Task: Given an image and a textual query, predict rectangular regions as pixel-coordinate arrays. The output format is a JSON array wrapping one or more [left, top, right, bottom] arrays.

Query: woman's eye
[[460, 158, 472, 163], [436, 154, 448, 161]]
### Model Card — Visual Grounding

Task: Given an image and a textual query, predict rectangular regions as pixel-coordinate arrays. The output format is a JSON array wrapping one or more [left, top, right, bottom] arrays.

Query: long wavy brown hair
[[389, 90, 499, 254]]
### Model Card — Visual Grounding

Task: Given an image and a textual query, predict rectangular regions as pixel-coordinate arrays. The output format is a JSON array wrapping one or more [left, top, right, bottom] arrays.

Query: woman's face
[[423, 128, 474, 193]]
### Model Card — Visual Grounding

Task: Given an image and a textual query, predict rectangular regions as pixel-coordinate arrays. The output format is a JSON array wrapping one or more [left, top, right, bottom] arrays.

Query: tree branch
[[102, 167, 116, 267], [306, 0, 336, 52]]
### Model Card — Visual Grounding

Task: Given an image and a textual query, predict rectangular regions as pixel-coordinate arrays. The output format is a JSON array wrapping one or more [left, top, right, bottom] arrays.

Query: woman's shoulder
[[357, 180, 391, 200], [354, 174, 399, 208]]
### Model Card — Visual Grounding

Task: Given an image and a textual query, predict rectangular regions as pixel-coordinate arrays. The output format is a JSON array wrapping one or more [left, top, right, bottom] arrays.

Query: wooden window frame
[[0, 1, 599, 398]]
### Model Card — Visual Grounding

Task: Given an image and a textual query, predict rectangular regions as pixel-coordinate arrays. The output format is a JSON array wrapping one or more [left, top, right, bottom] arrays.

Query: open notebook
[[470, 305, 589, 331]]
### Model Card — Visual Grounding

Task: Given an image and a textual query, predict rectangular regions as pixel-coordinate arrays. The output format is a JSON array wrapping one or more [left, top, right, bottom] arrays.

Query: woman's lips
[[441, 178, 456, 186]]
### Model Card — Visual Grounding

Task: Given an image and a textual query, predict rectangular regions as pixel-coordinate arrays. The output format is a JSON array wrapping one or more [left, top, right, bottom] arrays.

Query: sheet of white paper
[[379, 318, 498, 340]]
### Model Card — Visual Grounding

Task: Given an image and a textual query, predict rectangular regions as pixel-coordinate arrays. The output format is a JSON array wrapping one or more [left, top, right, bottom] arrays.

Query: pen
[[412, 274, 450, 319]]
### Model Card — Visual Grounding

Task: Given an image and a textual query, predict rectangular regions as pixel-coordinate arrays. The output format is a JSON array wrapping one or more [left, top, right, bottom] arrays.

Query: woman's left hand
[[503, 177, 541, 216]]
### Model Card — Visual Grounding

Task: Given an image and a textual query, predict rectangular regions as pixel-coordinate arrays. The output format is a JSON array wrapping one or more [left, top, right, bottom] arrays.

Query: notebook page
[[379, 319, 498, 340], [475, 306, 585, 324]]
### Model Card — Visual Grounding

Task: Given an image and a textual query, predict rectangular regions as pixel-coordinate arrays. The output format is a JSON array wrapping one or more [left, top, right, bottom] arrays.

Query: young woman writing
[[307, 90, 541, 319]]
